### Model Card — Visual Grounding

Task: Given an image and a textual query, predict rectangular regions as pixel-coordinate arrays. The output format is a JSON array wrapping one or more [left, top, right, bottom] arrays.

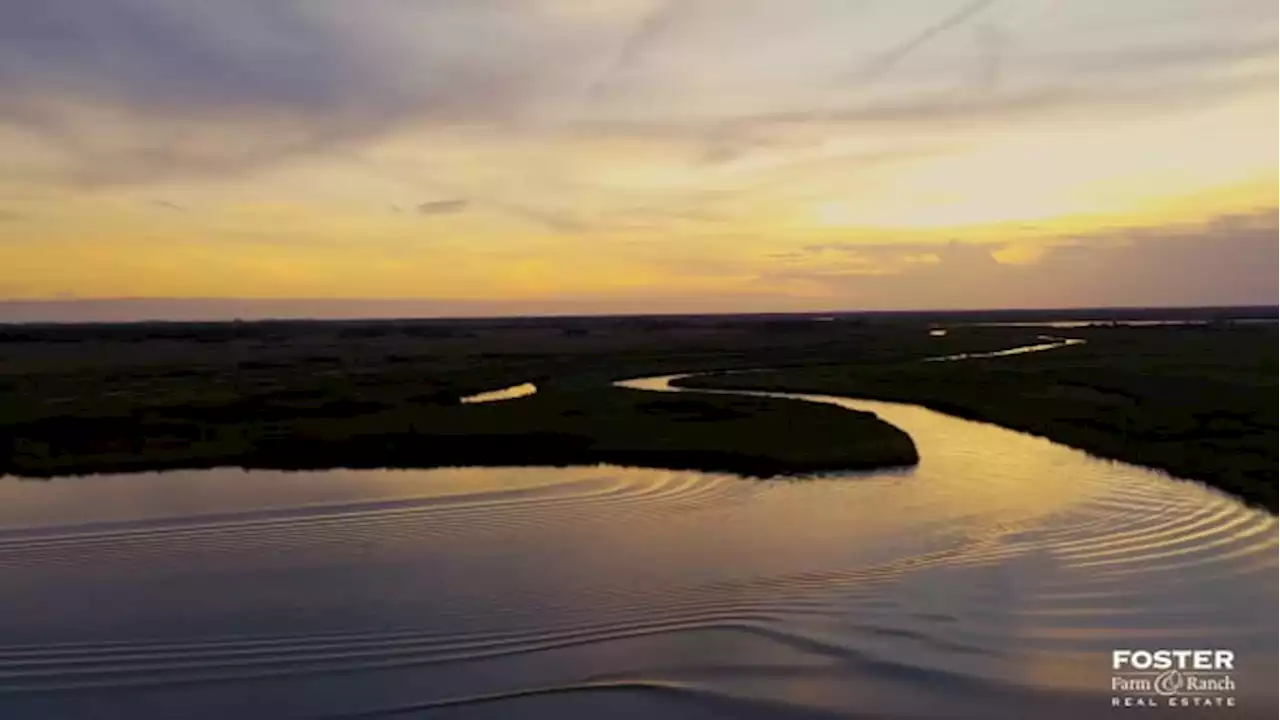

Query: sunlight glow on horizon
[[0, 0, 1276, 315]]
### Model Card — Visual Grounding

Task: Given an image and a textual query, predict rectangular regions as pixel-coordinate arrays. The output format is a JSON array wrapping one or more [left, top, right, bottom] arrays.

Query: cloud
[[582, 0, 685, 104], [416, 199, 470, 215], [1, 0, 1272, 189], [764, 209, 1279, 309], [843, 0, 996, 87], [668, 0, 1000, 165], [0, 292, 837, 323], [0, 0, 1273, 314], [768, 239, 1001, 280], [0, 1, 600, 185], [972, 22, 1005, 93], [0, 1, 599, 116]]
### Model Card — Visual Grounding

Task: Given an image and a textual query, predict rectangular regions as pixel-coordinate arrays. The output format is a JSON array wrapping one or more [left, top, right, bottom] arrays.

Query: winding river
[[0, 373, 1274, 719]]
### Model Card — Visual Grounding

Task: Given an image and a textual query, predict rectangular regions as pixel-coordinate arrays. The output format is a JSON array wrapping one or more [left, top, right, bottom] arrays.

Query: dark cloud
[[330, 153, 592, 233], [416, 199, 470, 215], [0, 1, 582, 115], [2, 2, 359, 110], [0, 1, 592, 184], [765, 210, 1280, 309]]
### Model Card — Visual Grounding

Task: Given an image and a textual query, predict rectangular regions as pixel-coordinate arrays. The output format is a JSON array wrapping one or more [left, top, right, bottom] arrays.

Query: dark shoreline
[[2, 313, 1271, 504], [680, 325, 1278, 513], [3, 387, 920, 481], [0, 314, 1012, 484], [3, 449, 920, 483]]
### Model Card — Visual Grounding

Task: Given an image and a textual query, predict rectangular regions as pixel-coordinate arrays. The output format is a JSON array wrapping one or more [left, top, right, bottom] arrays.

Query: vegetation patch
[[683, 323, 1278, 511], [0, 315, 950, 478]]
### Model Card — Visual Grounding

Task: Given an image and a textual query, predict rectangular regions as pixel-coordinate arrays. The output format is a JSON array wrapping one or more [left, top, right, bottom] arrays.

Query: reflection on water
[[967, 320, 1208, 330], [0, 377, 1274, 719], [923, 335, 1085, 362], [965, 319, 1276, 329], [460, 382, 538, 404]]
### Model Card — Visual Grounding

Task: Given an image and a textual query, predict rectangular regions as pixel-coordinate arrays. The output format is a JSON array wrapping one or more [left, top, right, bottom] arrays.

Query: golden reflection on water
[[460, 382, 538, 404], [0, 377, 1274, 718]]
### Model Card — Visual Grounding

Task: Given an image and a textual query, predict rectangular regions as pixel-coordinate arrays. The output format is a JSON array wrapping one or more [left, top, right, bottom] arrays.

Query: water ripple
[[0, 374, 1273, 718]]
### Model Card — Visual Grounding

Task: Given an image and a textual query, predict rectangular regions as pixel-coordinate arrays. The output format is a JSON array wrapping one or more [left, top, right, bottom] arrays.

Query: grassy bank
[[681, 324, 1278, 511]]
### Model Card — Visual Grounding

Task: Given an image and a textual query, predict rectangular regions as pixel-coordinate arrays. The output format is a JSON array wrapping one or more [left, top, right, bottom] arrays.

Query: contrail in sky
[[847, 0, 997, 86], [582, 0, 685, 104]]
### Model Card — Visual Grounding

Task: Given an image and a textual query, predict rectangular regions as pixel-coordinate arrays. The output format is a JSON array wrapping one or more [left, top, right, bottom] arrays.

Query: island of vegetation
[[0, 315, 930, 479], [1, 382, 919, 479]]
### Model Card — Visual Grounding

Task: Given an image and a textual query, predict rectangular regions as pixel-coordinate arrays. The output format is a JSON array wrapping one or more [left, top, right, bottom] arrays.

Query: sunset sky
[[0, 0, 1276, 320]]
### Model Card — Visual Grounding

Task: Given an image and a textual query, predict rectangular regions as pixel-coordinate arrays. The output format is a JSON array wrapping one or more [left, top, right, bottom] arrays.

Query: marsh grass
[[2, 311, 1272, 504], [685, 323, 1278, 511], [1, 315, 946, 478]]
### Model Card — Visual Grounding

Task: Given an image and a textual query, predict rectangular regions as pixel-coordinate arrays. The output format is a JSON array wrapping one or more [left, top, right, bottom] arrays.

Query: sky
[[0, 0, 1276, 321]]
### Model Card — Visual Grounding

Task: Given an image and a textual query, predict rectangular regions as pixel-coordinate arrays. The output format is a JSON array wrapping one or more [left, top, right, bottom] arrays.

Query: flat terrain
[[685, 319, 1278, 511], [0, 307, 1273, 508], [1, 314, 946, 478]]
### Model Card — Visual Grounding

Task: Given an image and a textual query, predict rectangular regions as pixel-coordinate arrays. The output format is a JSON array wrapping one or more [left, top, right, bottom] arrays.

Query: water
[[922, 336, 1085, 362], [964, 319, 1276, 329], [971, 321, 1201, 329], [0, 376, 1274, 719], [459, 382, 538, 404]]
